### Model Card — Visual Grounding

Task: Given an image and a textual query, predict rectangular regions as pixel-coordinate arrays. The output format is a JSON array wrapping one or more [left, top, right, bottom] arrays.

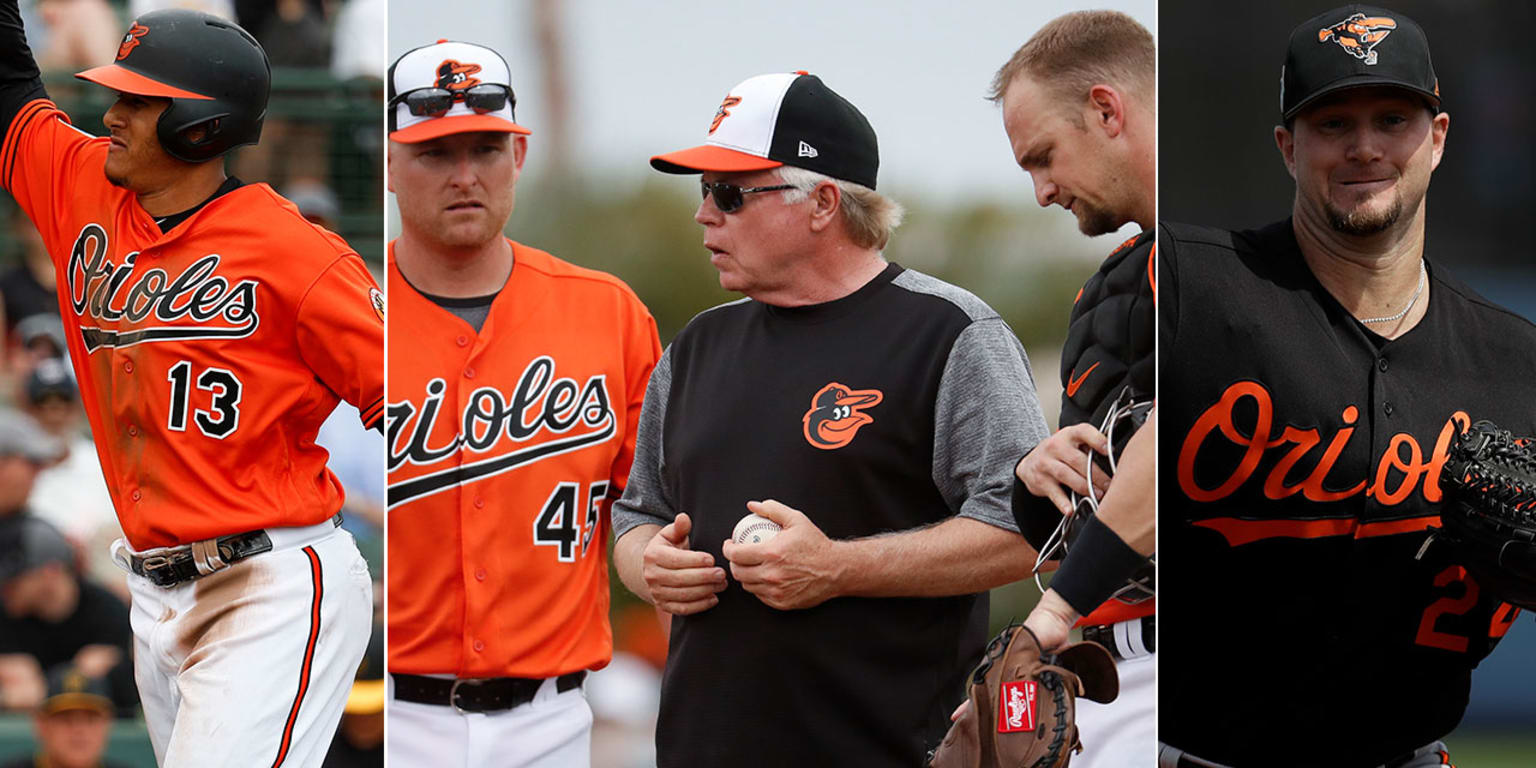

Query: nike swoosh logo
[[1066, 362, 1100, 398]]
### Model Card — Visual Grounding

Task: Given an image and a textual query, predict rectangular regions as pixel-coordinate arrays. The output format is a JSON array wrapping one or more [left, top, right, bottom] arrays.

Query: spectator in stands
[[32, 0, 120, 71], [20, 361, 122, 594], [0, 665, 131, 768], [1, 203, 59, 379], [0, 409, 61, 522], [331, 0, 384, 85], [0, 516, 136, 716]]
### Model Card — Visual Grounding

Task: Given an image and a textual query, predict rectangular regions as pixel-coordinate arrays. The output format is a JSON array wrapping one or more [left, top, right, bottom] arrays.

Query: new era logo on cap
[[388, 40, 529, 143], [651, 71, 880, 190]]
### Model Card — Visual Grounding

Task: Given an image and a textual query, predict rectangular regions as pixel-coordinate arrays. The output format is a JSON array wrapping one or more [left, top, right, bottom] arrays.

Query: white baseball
[[732, 513, 781, 545]]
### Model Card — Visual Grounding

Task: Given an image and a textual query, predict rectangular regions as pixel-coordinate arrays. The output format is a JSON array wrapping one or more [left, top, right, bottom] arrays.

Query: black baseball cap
[[26, 358, 78, 405], [0, 516, 74, 585], [40, 665, 114, 717], [1281, 5, 1439, 120], [651, 72, 880, 190]]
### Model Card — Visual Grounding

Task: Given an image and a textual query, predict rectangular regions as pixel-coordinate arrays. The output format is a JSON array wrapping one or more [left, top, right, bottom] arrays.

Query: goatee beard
[[1075, 200, 1122, 237], [1325, 195, 1403, 237]]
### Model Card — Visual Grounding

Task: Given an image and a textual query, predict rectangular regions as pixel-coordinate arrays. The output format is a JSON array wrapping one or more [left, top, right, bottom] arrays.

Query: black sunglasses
[[390, 84, 515, 119], [700, 181, 794, 213]]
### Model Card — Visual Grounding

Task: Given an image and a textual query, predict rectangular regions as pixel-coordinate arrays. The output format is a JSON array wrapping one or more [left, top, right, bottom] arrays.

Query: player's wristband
[[1048, 514, 1150, 617]]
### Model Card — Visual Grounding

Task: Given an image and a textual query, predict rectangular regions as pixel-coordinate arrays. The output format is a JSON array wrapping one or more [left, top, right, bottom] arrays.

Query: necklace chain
[[1360, 260, 1426, 325]]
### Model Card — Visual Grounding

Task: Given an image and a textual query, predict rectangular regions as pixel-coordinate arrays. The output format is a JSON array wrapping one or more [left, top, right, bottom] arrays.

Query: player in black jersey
[[1160, 6, 1533, 767], [991, 11, 1157, 768], [612, 71, 1051, 767]]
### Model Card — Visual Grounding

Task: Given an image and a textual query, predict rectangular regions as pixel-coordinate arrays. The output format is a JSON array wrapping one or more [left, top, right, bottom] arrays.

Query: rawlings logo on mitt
[[1431, 419, 1536, 611], [928, 624, 1118, 768]]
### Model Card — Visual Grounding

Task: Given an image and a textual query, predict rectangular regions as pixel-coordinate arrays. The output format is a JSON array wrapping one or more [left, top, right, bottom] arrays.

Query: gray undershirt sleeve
[[933, 317, 1049, 532], [612, 347, 676, 539]]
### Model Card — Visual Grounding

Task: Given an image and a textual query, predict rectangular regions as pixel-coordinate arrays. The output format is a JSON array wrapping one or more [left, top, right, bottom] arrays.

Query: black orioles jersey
[[1159, 219, 1531, 767], [613, 263, 1049, 767]]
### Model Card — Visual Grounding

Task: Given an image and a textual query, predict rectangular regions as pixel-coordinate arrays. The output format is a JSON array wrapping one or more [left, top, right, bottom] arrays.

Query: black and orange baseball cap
[[651, 72, 880, 190], [388, 40, 530, 143], [1281, 5, 1439, 120]]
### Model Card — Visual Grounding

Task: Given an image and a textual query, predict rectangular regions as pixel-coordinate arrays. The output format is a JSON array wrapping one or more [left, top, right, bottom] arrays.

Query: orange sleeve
[[295, 254, 385, 429], [609, 294, 662, 499], [1, 99, 103, 253]]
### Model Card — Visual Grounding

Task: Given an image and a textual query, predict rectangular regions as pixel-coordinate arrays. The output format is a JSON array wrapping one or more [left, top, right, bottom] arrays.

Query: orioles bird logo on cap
[[117, 23, 149, 61], [802, 382, 883, 450], [1318, 13, 1396, 66], [710, 96, 741, 135], [435, 60, 482, 91]]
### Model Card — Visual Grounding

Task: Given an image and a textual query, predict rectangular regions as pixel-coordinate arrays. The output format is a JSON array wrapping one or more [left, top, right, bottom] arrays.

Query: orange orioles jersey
[[2, 100, 384, 549], [386, 239, 660, 678]]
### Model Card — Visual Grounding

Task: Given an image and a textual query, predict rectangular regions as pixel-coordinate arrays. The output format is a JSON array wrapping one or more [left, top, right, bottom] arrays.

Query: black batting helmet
[[74, 10, 270, 163]]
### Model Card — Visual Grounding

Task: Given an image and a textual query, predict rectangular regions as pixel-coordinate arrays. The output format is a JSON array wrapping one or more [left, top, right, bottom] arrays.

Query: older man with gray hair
[[612, 71, 1050, 767]]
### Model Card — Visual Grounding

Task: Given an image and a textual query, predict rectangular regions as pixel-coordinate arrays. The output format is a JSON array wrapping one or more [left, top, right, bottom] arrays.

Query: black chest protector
[[1059, 229, 1156, 441]]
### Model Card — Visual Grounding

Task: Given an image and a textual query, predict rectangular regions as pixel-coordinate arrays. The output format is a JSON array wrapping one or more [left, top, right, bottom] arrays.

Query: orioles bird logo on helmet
[[802, 383, 883, 450], [435, 60, 482, 92], [1318, 13, 1397, 66], [117, 23, 149, 61]]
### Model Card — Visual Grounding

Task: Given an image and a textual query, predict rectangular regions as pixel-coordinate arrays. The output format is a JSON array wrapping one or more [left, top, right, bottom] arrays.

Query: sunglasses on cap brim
[[700, 180, 794, 213], [390, 84, 515, 119]]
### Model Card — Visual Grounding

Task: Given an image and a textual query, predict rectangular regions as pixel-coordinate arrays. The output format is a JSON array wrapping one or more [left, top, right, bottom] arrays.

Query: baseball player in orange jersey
[[0, 6, 381, 766], [384, 40, 661, 768]]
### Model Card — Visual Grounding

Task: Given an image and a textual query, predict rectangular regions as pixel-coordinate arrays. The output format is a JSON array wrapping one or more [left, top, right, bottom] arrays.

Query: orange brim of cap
[[650, 144, 782, 175], [75, 64, 213, 100], [390, 114, 532, 143]]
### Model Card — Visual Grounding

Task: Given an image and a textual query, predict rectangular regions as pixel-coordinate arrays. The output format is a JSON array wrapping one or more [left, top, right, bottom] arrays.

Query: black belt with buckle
[[392, 672, 587, 713], [129, 514, 342, 588], [1082, 614, 1155, 660]]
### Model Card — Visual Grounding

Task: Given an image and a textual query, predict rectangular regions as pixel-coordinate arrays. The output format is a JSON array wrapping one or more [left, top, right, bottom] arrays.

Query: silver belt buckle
[[449, 678, 485, 714], [139, 555, 173, 573]]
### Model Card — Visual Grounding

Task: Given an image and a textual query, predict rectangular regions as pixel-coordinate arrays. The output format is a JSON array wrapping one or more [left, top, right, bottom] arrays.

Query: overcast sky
[[387, 0, 1157, 208]]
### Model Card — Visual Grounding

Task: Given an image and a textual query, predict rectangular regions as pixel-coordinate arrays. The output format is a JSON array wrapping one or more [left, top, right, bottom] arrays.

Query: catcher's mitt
[[928, 624, 1118, 768], [1433, 419, 1536, 611]]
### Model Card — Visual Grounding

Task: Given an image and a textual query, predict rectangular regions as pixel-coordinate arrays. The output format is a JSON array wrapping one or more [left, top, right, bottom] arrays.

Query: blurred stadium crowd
[[0, 1, 383, 765]]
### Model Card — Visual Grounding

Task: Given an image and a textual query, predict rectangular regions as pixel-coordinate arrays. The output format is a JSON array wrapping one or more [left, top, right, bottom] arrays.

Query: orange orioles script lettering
[[117, 23, 149, 61], [1318, 12, 1397, 65], [710, 96, 741, 134], [1177, 380, 1469, 544], [802, 382, 883, 450]]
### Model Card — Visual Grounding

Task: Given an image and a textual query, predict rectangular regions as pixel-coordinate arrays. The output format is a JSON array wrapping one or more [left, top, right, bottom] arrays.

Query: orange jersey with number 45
[[3, 101, 384, 549], [386, 240, 660, 678]]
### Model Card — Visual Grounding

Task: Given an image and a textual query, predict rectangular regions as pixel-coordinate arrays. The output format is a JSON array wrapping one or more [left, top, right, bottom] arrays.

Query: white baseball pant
[[116, 520, 372, 767], [1075, 642, 1155, 768], [386, 675, 593, 768]]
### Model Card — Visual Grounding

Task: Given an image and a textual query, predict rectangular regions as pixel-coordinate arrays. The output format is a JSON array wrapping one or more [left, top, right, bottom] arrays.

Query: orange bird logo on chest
[[802, 383, 883, 450]]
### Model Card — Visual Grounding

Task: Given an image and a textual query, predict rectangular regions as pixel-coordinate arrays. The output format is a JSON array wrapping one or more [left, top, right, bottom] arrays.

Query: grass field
[[1442, 734, 1536, 767]]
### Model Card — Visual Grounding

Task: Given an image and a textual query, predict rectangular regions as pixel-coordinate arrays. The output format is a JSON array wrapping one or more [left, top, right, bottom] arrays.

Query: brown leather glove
[[929, 624, 1118, 768]]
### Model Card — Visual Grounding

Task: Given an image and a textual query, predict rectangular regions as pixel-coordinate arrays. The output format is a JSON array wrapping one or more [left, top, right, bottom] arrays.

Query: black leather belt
[[128, 514, 341, 588], [392, 672, 587, 713], [1082, 614, 1155, 660]]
